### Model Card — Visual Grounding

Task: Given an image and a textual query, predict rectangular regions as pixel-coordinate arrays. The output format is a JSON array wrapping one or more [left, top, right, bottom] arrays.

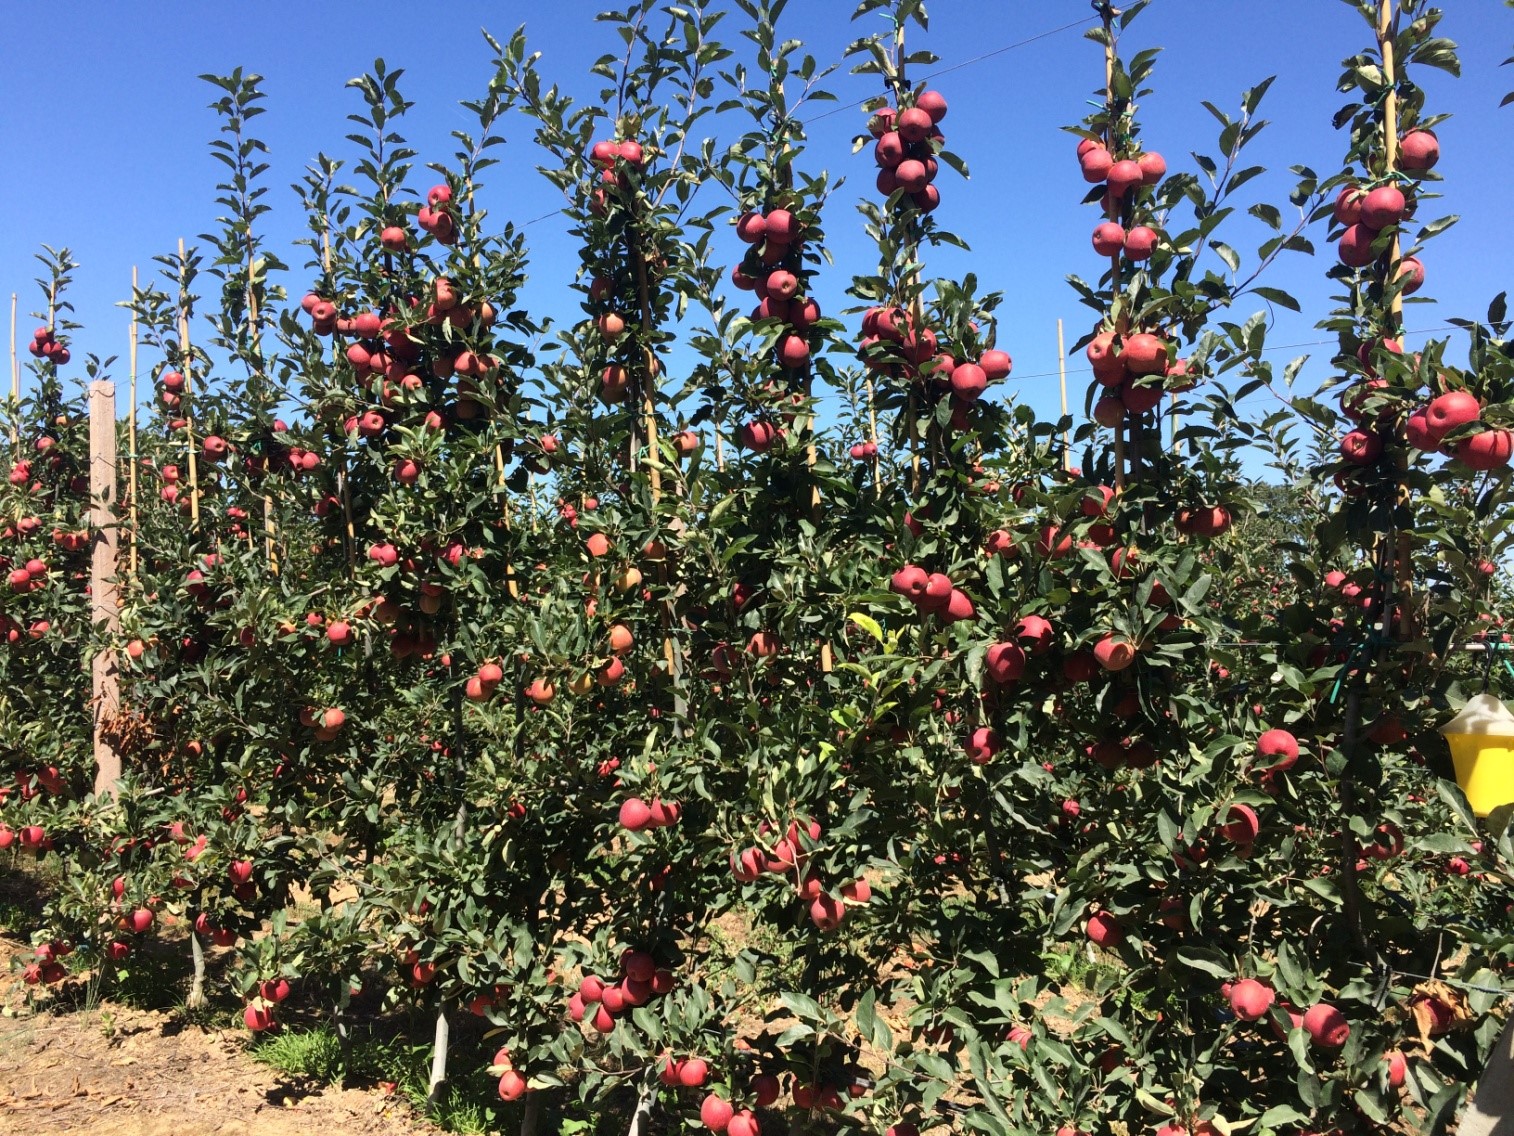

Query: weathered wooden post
[[89, 380, 122, 798]]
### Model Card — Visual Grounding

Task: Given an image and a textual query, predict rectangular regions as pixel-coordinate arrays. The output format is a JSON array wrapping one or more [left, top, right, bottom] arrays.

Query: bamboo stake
[[632, 253, 663, 500], [317, 228, 356, 572], [244, 222, 278, 574], [128, 268, 139, 580], [8, 293, 17, 452], [1056, 319, 1071, 470], [864, 376, 881, 497], [632, 250, 681, 689], [176, 240, 201, 527], [1102, 5, 1127, 491], [1378, 0, 1414, 642]]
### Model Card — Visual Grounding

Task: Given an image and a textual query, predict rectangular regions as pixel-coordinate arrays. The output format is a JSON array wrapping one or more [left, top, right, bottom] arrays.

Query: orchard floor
[[0, 872, 432, 1136]]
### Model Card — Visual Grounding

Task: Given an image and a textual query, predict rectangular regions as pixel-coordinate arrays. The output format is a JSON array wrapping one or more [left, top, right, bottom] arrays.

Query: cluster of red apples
[[868, 89, 948, 212], [728, 204, 819, 452], [859, 310, 1012, 436], [1077, 139, 1166, 258], [887, 563, 975, 623], [26, 326, 69, 365], [583, 134, 650, 224], [1332, 129, 1438, 283], [566, 948, 677, 1037], [242, 977, 292, 1032], [416, 182, 460, 245], [618, 794, 682, 832], [1074, 136, 1200, 432], [728, 818, 870, 932], [1337, 337, 1514, 472]]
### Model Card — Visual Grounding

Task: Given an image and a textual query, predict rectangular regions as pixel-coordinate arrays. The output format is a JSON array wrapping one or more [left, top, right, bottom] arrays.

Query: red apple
[[1093, 635, 1136, 671], [1340, 429, 1382, 464], [701, 1094, 735, 1132], [1086, 912, 1123, 947], [1400, 130, 1439, 171], [1080, 145, 1113, 183], [1092, 222, 1125, 256], [1256, 728, 1299, 772], [1123, 226, 1158, 259], [1339, 223, 1379, 267], [1221, 803, 1260, 845], [1425, 390, 1480, 439], [1106, 159, 1143, 197], [1456, 429, 1514, 471], [964, 727, 999, 765], [619, 798, 653, 831], [1229, 977, 1274, 1021], [1302, 1002, 1350, 1048], [1360, 185, 1406, 229]]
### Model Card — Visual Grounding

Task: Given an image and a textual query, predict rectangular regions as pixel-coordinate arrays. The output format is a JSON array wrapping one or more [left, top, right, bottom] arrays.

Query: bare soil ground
[[0, 872, 432, 1136]]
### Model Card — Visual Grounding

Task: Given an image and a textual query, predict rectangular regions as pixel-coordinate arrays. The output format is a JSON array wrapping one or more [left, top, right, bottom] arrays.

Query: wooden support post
[[89, 381, 122, 799]]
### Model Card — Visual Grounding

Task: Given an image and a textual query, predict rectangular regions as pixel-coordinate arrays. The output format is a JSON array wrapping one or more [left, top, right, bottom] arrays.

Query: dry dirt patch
[[0, 938, 430, 1136]]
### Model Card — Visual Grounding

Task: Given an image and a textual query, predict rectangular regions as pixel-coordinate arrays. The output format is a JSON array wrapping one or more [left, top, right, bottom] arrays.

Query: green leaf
[[1438, 778, 1479, 835], [1172, 946, 1233, 979], [1251, 286, 1301, 312]]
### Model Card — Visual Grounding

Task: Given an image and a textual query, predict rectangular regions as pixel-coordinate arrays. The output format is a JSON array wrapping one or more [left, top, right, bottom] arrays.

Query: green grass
[[249, 1024, 494, 1134], [250, 1025, 348, 1083], [1041, 942, 1126, 992], [0, 898, 31, 936]]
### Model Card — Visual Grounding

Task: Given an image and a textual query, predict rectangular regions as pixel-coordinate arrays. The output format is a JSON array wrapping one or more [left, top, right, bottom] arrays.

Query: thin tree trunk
[[626, 1086, 654, 1136], [187, 929, 206, 1009], [427, 1008, 450, 1107], [520, 1093, 542, 1136]]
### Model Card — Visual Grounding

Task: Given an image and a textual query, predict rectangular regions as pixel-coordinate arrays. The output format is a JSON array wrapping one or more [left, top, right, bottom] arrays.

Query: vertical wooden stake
[[1378, 0, 1414, 642], [128, 268, 140, 580], [176, 239, 201, 527], [89, 381, 122, 799], [8, 292, 17, 452], [243, 222, 278, 574], [633, 252, 663, 501], [1056, 319, 1071, 470], [1101, 5, 1128, 491], [864, 376, 881, 496]]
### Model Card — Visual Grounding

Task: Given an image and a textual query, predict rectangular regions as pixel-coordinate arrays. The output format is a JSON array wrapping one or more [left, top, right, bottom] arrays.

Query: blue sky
[[1, 1, 1509, 450]]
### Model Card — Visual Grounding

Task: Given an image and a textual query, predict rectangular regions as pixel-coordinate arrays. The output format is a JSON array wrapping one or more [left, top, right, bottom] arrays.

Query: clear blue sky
[[1, 1, 1510, 443]]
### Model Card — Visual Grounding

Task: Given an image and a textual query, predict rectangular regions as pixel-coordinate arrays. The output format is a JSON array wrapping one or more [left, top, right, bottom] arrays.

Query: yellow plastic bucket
[[1446, 734, 1514, 817]]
